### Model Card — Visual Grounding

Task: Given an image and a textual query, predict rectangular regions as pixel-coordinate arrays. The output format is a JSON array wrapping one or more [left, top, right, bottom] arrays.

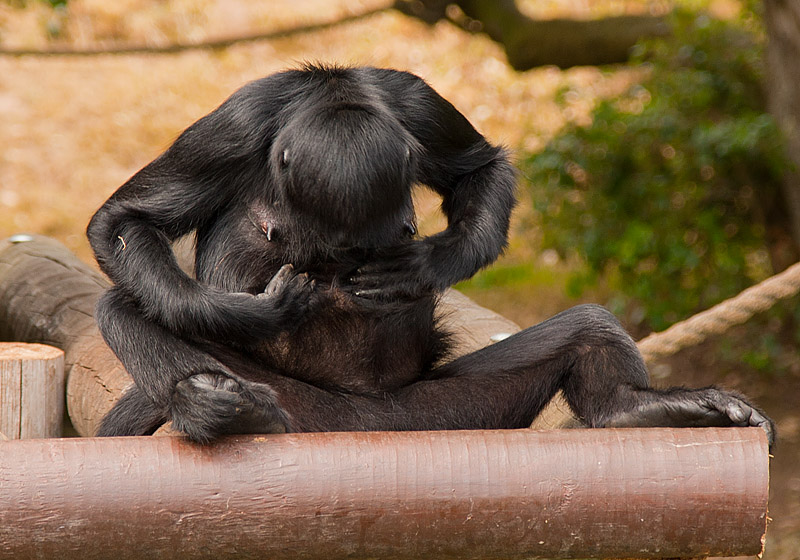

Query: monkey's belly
[[251, 297, 436, 394]]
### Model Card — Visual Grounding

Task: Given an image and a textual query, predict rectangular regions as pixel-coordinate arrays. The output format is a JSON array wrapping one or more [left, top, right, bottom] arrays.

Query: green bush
[[523, 10, 789, 330]]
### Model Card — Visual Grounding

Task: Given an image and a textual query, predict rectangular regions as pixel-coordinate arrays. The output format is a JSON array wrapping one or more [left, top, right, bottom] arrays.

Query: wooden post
[[0, 342, 64, 439]]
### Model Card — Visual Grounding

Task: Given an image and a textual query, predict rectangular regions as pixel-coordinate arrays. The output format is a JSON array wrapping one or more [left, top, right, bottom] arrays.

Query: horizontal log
[[434, 1, 670, 70], [0, 427, 768, 559], [0, 235, 576, 435]]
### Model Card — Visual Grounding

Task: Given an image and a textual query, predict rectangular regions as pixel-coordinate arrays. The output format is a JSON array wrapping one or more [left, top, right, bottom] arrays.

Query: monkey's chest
[[251, 294, 436, 394]]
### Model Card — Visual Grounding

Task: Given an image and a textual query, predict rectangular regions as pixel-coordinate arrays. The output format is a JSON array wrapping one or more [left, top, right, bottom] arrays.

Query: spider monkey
[[87, 64, 775, 445]]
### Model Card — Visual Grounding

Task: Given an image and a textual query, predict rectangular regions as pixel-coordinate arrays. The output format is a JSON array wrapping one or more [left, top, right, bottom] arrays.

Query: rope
[[637, 260, 800, 362]]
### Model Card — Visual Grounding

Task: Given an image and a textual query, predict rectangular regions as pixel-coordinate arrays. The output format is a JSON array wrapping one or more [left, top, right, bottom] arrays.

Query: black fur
[[87, 65, 775, 446]]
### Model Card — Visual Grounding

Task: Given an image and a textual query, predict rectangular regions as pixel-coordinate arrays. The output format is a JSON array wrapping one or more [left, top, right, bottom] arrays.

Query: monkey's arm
[[351, 69, 517, 297], [87, 74, 311, 341]]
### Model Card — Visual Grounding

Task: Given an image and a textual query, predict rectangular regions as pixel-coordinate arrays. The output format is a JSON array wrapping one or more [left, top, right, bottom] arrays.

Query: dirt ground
[[1, 0, 797, 557]]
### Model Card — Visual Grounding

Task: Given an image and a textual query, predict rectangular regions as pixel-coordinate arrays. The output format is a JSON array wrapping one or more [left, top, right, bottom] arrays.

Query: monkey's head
[[272, 102, 419, 249]]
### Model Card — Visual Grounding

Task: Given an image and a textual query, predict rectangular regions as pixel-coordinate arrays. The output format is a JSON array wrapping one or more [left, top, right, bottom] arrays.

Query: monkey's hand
[[255, 263, 317, 328], [208, 264, 316, 340], [344, 240, 441, 301]]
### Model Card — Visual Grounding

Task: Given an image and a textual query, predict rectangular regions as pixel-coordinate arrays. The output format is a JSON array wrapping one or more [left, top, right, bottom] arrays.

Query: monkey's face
[[272, 103, 419, 250]]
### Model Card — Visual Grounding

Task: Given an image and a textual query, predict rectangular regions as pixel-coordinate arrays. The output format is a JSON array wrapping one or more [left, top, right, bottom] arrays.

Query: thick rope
[[637, 260, 800, 362]]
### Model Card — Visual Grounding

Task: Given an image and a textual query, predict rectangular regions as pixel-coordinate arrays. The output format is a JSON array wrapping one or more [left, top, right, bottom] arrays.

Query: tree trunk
[[764, 0, 800, 255]]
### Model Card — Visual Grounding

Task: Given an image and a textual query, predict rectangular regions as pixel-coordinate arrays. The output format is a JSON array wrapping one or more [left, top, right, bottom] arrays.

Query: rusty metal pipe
[[0, 427, 768, 559]]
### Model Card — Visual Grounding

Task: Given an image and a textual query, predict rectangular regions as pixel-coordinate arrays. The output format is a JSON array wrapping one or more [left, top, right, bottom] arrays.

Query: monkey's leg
[[204, 304, 642, 432], [403, 303, 774, 445], [96, 287, 230, 406], [96, 287, 289, 442], [182, 304, 774, 446], [96, 385, 167, 437]]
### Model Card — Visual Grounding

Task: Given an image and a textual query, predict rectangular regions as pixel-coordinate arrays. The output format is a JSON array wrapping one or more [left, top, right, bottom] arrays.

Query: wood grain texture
[[0, 235, 128, 436], [0, 342, 64, 439], [0, 428, 768, 559]]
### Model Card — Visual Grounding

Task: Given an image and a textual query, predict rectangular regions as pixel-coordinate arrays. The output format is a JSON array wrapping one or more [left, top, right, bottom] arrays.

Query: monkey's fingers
[[703, 392, 776, 448], [723, 401, 776, 447], [345, 280, 429, 303], [261, 264, 295, 297]]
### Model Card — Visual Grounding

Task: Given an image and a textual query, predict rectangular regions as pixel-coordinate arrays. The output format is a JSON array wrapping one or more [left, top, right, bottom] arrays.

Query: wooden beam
[[0, 428, 768, 559]]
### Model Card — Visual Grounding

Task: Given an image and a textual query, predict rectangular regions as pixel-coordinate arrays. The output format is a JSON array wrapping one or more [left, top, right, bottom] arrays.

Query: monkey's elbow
[[86, 204, 129, 263], [86, 209, 110, 251]]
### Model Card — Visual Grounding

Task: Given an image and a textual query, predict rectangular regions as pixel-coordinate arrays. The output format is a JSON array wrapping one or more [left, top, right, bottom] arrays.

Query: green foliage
[[456, 261, 560, 291], [4, 0, 68, 7], [3, 0, 69, 38], [523, 10, 789, 330]]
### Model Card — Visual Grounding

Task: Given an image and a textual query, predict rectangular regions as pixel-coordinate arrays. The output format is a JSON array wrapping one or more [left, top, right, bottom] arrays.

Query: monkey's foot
[[604, 387, 775, 448], [171, 372, 289, 444]]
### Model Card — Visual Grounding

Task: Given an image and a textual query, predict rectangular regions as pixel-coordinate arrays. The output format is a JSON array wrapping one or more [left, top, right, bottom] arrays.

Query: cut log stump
[[0, 342, 64, 439]]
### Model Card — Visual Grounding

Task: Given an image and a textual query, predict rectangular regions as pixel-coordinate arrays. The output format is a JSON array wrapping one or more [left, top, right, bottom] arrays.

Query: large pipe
[[0, 427, 768, 559]]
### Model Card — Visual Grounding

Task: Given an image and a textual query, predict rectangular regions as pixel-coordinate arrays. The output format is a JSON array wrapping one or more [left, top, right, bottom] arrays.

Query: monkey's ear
[[280, 150, 290, 168]]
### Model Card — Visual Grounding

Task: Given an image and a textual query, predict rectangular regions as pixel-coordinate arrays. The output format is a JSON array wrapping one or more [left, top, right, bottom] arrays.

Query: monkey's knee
[[564, 304, 629, 338]]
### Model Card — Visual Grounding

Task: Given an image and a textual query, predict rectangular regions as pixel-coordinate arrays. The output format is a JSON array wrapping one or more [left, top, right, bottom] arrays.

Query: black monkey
[[87, 64, 775, 445]]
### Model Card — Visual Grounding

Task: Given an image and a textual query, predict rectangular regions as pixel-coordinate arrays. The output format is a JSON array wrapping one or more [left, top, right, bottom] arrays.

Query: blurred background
[[1, 0, 798, 556]]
